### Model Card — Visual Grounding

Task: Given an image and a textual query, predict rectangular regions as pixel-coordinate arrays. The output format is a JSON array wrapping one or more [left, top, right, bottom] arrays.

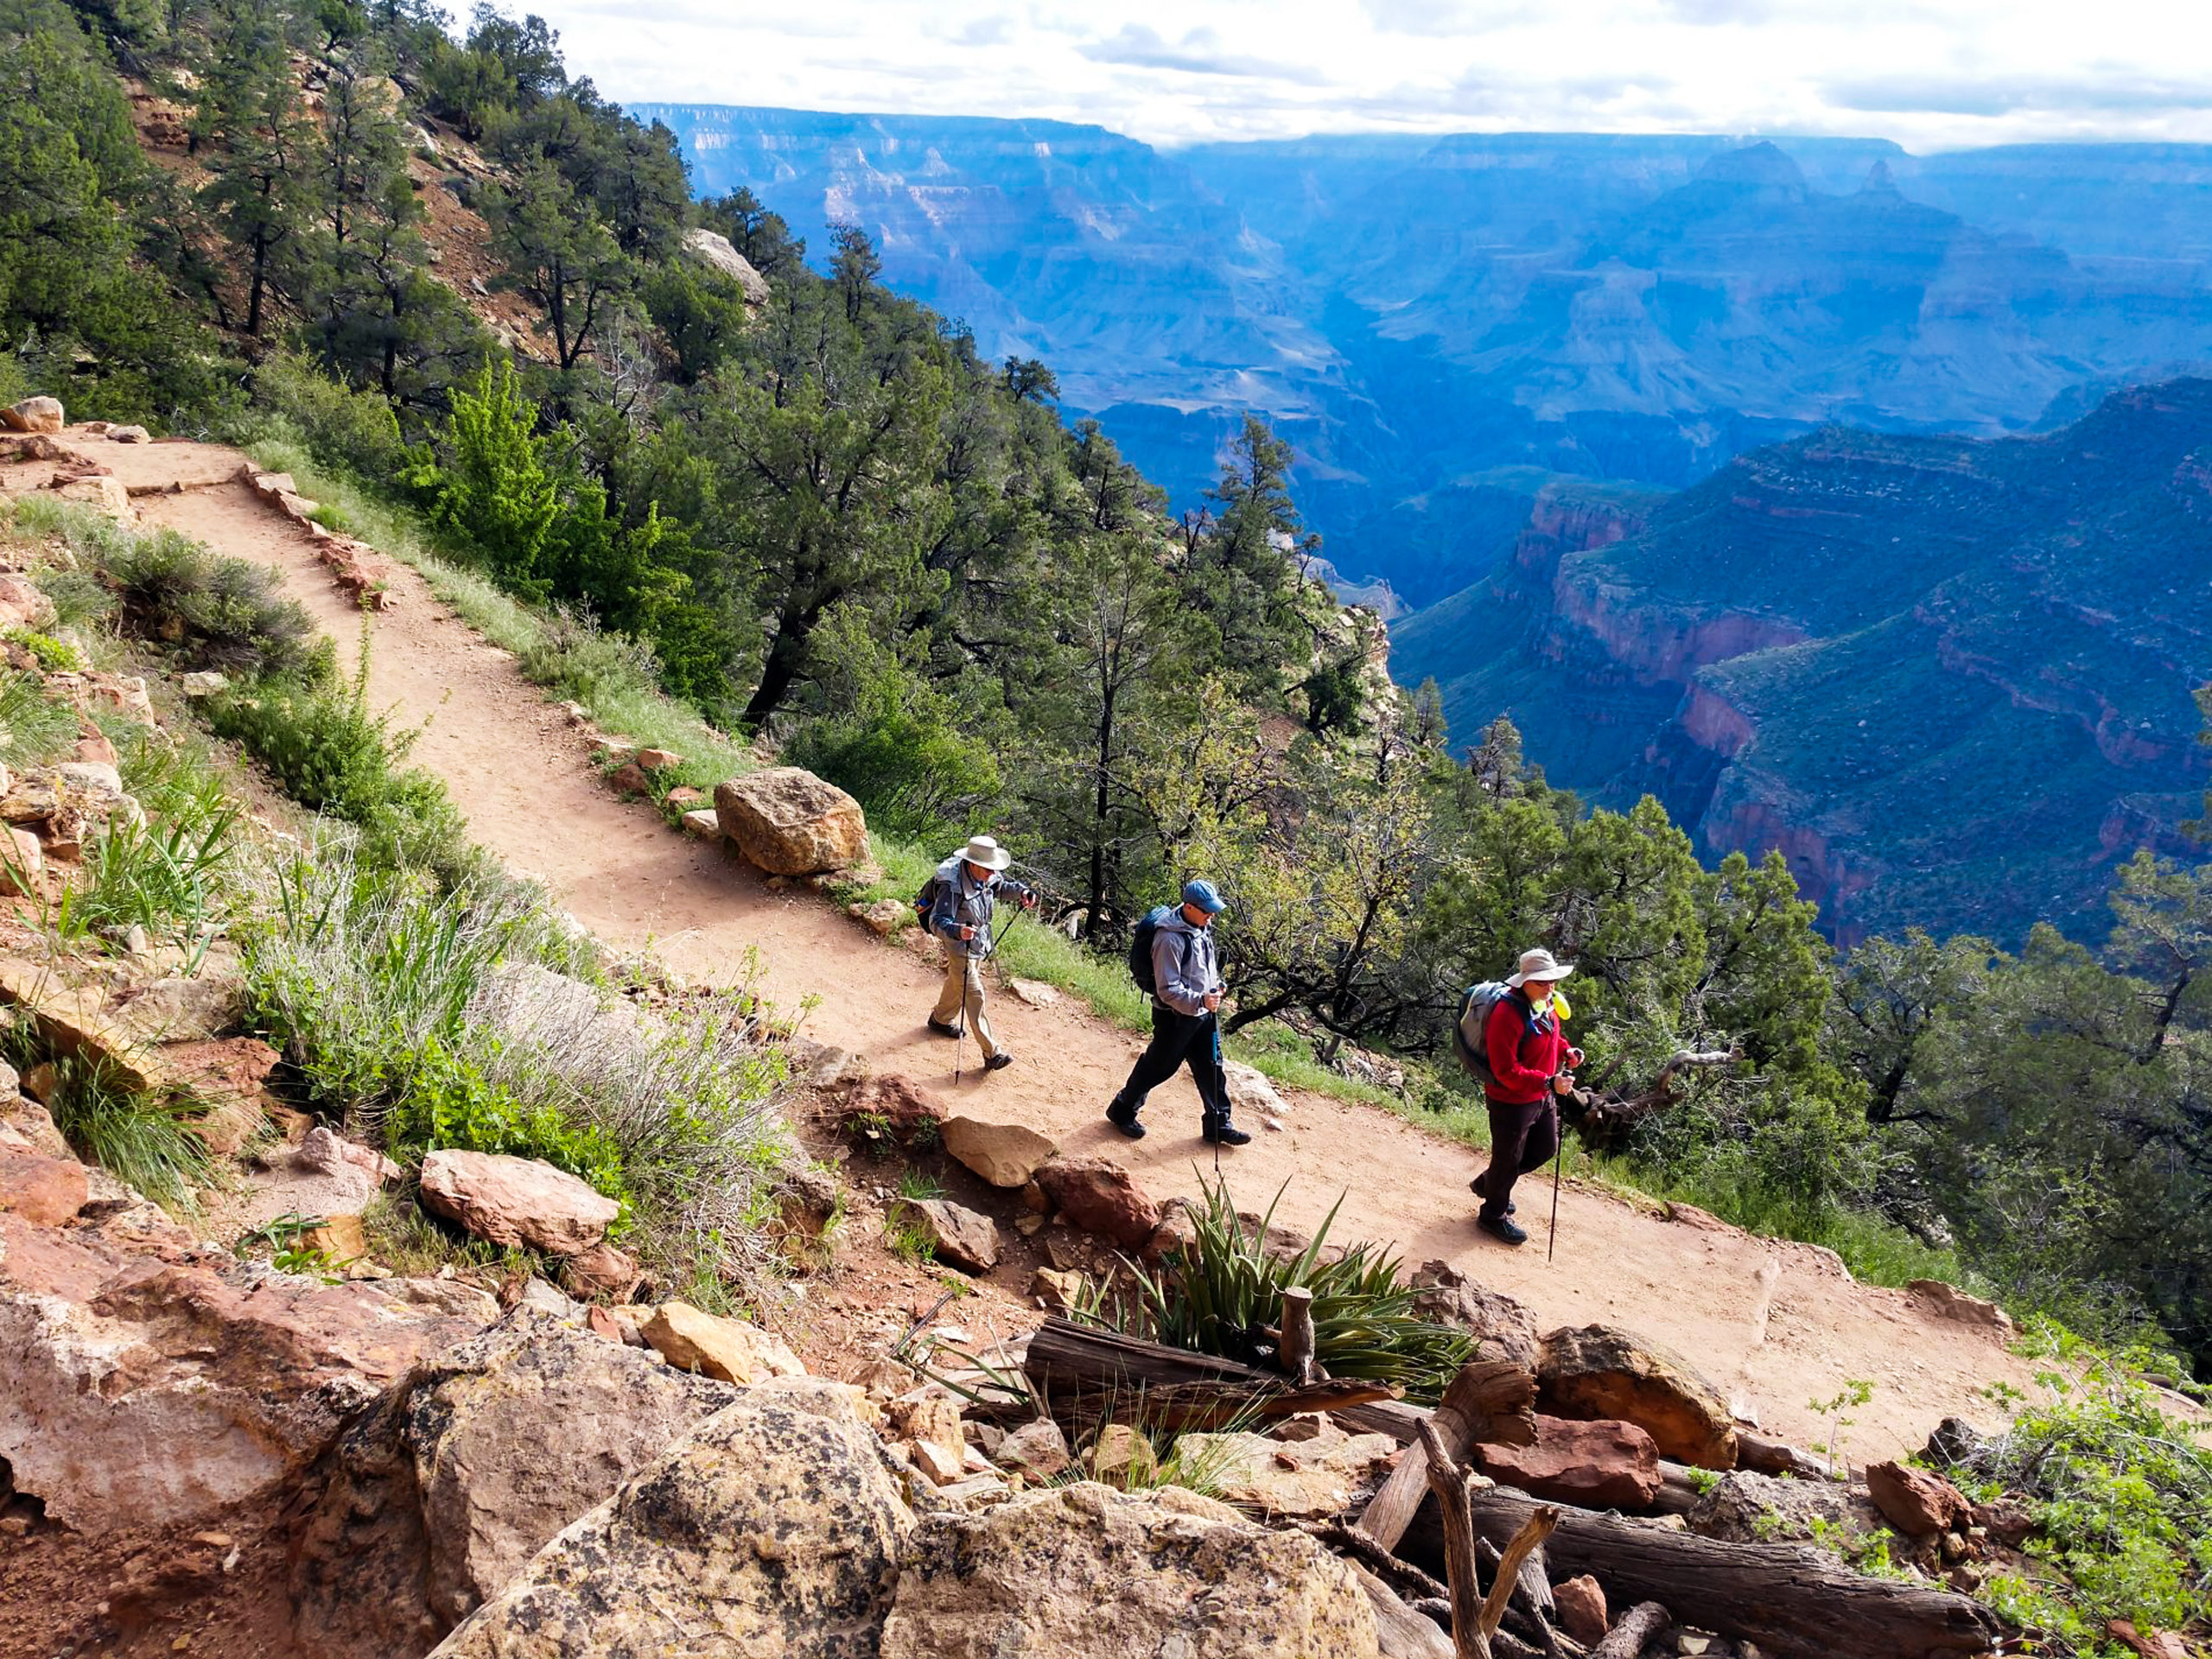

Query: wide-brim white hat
[[956, 835, 1013, 873], [1507, 947, 1574, 988]]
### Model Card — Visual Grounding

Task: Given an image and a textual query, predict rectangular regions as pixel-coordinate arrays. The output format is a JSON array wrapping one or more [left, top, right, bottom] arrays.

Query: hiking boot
[[1201, 1120, 1252, 1147], [926, 1018, 963, 1039], [983, 1052, 1014, 1072], [1477, 1213, 1529, 1248], [1468, 1171, 1516, 1216], [1106, 1101, 1146, 1140]]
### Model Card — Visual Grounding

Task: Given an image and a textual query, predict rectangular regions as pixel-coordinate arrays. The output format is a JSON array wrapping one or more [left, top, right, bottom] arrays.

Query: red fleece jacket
[[1484, 991, 1568, 1106]]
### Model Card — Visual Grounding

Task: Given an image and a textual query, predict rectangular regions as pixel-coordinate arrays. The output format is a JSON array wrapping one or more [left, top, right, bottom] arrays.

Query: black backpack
[[912, 873, 944, 930], [1128, 905, 1180, 996]]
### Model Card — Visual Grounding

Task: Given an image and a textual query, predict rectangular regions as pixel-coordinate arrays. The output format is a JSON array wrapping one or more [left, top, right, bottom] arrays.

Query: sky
[[512, 0, 2212, 151]]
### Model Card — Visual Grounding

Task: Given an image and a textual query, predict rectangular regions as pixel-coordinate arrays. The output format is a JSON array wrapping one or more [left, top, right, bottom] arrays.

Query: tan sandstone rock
[[879, 1481, 1379, 1659], [3, 396, 64, 434], [429, 1379, 911, 1659], [640, 1298, 807, 1383], [893, 1197, 1001, 1274], [417, 1148, 620, 1255], [1537, 1323, 1738, 1471], [942, 1115, 1058, 1188], [1167, 1422, 1400, 1520], [714, 766, 869, 875], [1409, 1258, 1541, 1372]]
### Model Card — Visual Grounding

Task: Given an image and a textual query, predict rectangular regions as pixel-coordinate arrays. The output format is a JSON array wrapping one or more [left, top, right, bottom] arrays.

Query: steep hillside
[[1396, 380, 2212, 944], [645, 110, 2212, 607]]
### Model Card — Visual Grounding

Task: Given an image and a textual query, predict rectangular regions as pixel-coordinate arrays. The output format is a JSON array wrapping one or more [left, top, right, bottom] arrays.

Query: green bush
[[53, 800, 237, 954], [409, 358, 558, 590], [95, 524, 316, 677], [0, 670, 81, 767], [35, 1051, 213, 1214], [251, 351, 412, 481]]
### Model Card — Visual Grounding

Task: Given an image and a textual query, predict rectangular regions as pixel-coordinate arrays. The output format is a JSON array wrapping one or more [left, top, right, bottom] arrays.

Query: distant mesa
[[1691, 141, 1808, 194]]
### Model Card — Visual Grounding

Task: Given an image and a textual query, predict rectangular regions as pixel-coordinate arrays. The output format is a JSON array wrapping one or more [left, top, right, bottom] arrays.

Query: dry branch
[[1418, 1417, 1491, 1659], [1357, 1359, 1537, 1550], [1589, 1602, 1669, 1659]]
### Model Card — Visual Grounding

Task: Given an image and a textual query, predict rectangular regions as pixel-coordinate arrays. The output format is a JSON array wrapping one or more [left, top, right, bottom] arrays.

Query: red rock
[[1537, 1324, 1738, 1471], [159, 1037, 283, 1154], [1034, 1156, 1160, 1249], [1410, 1258, 1541, 1370], [825, 1074, 948, 1139], [607, 761, 652, 795], [634, 748, 682, 771], [1866, 1459, 1972, 1537], [0, 1151, 89, 1225], [560, 1241, 640, 1300], [418, 1148, 620, 1255], [713, 767, 868, 875], [2107, 1620, 2190, 1659], [1475, 1414, 1661, 1509], [1553, 1574, 1607, 1646], [3, 396, 64, 434]]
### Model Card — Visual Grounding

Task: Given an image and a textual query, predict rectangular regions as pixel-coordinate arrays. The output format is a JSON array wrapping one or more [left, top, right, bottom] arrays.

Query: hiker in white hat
[[1465, 948, 1584, 1246], [921, 835, 1036, 1072]]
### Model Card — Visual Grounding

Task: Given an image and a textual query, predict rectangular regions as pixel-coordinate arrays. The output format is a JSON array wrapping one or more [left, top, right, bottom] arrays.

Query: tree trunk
[[1589, 1603, 1670, 1659], [1357, 1359, 1538, 1552], [1407, 1488, 2000, 1659]]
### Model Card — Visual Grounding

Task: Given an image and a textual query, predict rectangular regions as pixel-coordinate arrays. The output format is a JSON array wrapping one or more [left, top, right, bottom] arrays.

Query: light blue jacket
[[929, 858, 1025, 960], [1153, 908, 1224, 1017]]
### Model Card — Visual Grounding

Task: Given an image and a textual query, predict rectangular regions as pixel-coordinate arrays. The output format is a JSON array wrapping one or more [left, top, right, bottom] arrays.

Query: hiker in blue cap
[[1104, 879, 1249, 1147]]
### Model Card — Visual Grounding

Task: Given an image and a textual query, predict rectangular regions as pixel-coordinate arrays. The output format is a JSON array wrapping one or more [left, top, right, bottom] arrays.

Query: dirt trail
[[40, 436, 2046, 1457]]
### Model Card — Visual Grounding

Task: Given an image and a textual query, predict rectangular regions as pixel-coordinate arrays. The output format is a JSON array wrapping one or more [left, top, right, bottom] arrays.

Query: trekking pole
[[1547, 1083, 1567, 1263]]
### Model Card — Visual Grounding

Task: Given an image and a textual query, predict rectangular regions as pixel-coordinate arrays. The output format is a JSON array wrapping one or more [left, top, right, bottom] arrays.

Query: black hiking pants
[[1478, 1093, 1560, 1223], [1111, 1004, 1236, 1128]]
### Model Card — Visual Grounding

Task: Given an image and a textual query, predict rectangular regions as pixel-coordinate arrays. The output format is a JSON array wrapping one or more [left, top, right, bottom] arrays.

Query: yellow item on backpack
[[1552, 988, 1572, 1022]]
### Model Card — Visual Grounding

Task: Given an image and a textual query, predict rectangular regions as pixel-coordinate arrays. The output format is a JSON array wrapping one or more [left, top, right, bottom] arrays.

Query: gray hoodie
[[1152, 908, 1224, 1017]]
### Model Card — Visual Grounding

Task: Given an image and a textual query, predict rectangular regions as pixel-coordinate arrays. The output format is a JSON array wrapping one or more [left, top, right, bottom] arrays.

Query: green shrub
[[250, 351, 412, 481], [36, 1052, 213, 1213], [53, 800, 236, 954], [95, 524, 315, 677], [32, 563, 115, 630], [409, 358, 558, 589], [0, 670, 81, 767], [7, 629, 83, 672], [1108, 1175, 1473, 1404]]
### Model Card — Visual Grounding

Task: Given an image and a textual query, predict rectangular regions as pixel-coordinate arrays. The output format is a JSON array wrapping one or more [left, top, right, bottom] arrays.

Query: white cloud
[[510, 0, 2212, 149]]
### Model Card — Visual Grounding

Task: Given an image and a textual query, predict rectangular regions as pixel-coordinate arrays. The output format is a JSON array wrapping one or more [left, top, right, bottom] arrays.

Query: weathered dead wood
[[1020, 1317, 1394, 1427], [1650, 1461, 1705, 1516], [1349, 1563, 1454, 1659], [1475, 1539, 1570, 1658], [1281, 1287, 1319, 1385], [1418, 1418, 1492, 1659], [1410, 1487, 2001, 1659], [1736, 1430, 1827, 1482], [1579, 1047, 1744, 1146], [1298, 1520, 1450, 1606], [1588, 1602, 1669, 1659], [1357, 1359, 1538, 1550], [1478, 1508, 1560, 1647]]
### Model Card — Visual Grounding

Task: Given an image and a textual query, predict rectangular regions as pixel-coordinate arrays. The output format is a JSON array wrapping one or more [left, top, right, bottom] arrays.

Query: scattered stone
[[942, 1115, 1058, 1187], [3, 396, 63, 434], [852, 897, 906, 936], [1409, 1258, 1542, 1371], [2107, 1620, 2190, 1659], [713, 767, 869, 876], [300, 1213, 367, 1263], [1972, 1495, 2034, 1548], [878, 1482, 1378, 1659], [109, 969, 245, 1044], [1014, 1211, 1044, 1236], [1223, 1059, 1289, 1118], [1034, 1156, 1159, 1249], [680, 806, 722, 840], [1030, 1267, 1085, 1313], [429, 1380, 909, 1659], [51, 473, 134, 522], [825, 1073, 948, 1139], [1923, 1414, 1987, 1468], [179, 670, 230, 700], [890, 1390, 966, 1453], [607, 760, 652, 795], [634, 747, 682, 771], [1678, 1636, 1712, 1656], [665, 785, 707, 807], [106, 424, 150, 443], [893, 1197, 1001, 1274], [161, 1036, 282, 1154], [1866, 1459, 1973, 1538], [639, 1299, 807, 1383], [1087, 1424, 1158, 1486], [1475, 1415, 1661, 1509], [1554, 1575, 1608, 1647], [558, 1240, 639, 1300], [0, 573, 58, 632], [1537, 1323, 1738, 1470], [994, 1418, 1071, 1479], [0, 825, 41, 895], [297, 1124, 403, 1187], [417, 1148, 620, 1255], [1908, 1279, 2014, 1336], [911, 1437, 967, 1486], [0, 1151, 89, 1226], [516, 1277, 575, 1319], [1007, 977, 1059, 1008], [0, 431, 72, 461]]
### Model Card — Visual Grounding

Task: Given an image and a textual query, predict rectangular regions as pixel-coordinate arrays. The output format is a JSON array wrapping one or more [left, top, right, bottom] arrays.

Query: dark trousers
[[1112, 1004, 1235, 1126], [1478, 1094, 1560, 1222]]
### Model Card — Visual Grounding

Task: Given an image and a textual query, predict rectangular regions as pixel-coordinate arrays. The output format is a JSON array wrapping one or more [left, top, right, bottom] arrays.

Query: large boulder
[[941, 1114, 1058, 1188], [1536, 1324, 1738, 1471], [680, 226, 772, 304], [1035, 1156, 1160, 1249], [417, 1148, 620, 1255], [0, 1211, 494, 1534], [1685, 1468, 1885, 1546], [640, 1298, 807, 1383], [292, 1307, 741, 1655], [429, 1379, 912, 1659], [880, 1481, 1379, 1659], [1408, 1259, 1541, 1371], [1473, 1414, 1660, 1509], [714, 767, 869, 875], [3, 396, 64, 434]]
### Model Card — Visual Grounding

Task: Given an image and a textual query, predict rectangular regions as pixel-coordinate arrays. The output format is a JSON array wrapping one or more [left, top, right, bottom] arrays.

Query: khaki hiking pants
[[931, 951, 1001, 1059]]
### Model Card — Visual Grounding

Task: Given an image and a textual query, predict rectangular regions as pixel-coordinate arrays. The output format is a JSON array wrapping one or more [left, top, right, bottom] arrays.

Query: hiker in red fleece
[[1470, 948, 1583, 1246]]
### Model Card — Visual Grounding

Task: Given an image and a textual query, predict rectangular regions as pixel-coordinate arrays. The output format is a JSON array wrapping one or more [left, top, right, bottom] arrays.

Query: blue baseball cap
[[1181, 879, 1228, 915]]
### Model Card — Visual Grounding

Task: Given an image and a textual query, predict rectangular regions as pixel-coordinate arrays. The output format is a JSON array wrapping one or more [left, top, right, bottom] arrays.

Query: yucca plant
[[1116, 1174, 1472, 1405]]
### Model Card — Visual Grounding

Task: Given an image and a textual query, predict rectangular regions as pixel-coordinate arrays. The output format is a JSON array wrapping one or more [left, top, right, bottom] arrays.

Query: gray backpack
[[1452, 982, 1513, 1090]]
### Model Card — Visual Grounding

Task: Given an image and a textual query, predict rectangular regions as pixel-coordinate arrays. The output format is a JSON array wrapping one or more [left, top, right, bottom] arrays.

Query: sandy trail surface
[[24, 433, 2047, 1458]]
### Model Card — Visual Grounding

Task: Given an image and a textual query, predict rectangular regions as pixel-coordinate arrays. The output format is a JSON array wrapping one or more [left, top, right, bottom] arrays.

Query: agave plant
[[1115, 1174, 1471, 1406]]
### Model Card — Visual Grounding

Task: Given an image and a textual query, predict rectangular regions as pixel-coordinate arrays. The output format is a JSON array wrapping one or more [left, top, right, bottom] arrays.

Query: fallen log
[[1589, 1602, 1669, 1659], [1407, 1488, 2001, 1659], [1357, 1359, 1539, 1550], [1020, 1317, 1395, 1426], [1650, 1461, 1704, 1516], [1737, 1430, 1827, 1482]]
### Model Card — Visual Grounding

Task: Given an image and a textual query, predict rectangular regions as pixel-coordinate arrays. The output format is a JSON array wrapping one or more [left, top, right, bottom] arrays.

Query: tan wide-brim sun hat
[[1507, 947, 1575, 988], [956, 835, 1013, 873]]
